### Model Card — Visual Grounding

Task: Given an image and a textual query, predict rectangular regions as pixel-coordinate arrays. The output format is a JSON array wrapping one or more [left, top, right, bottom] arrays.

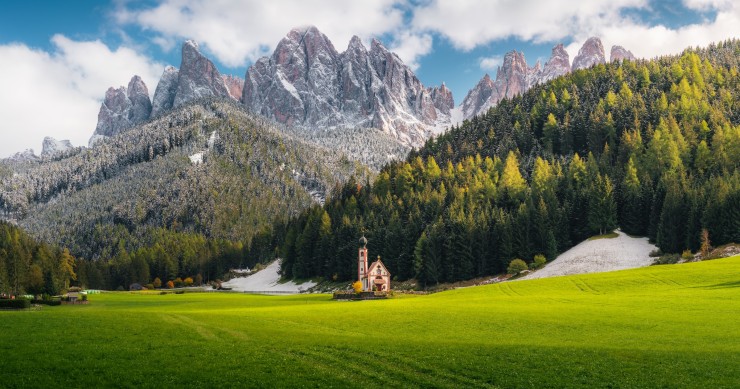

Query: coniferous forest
[[274, 40, 740, 285]]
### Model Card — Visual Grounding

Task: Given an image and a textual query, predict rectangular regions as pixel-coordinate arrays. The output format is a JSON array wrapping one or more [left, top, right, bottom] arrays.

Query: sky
[[0, 0, 738, 158]]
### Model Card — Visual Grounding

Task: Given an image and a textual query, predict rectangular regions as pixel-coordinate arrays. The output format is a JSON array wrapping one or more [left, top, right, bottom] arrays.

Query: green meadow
[[2, 257, 739, 388]]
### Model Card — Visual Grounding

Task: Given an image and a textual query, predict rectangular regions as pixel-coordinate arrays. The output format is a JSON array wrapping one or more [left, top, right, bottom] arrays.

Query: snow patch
[[207, 130, 218, 148], [189, 152, 203, 164], [520, 230, 657, 280], [221, 260, 316, 293], [277, 71, 301, 102]]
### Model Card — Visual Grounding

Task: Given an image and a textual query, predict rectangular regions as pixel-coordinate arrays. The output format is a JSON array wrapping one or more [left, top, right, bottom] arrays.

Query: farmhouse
[[358, 236, 391, 292]]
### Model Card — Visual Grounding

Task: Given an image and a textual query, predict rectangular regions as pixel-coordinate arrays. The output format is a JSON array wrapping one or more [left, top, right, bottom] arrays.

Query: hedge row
[[0, 299, 31, 309], [31, 299, 61, 306]]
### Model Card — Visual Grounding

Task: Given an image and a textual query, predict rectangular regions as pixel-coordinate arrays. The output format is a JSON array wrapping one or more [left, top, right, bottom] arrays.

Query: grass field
[[2, 257, 739, 388]]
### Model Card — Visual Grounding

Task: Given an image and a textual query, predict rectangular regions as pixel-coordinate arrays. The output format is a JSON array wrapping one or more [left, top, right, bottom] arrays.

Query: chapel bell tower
[[358, 235, 369, 291]]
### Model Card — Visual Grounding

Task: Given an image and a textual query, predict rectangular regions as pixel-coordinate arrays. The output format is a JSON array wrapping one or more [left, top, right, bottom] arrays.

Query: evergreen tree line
[[0, 220, 257, 293], [260, 40, 740, 284], [0, 221, 77, 295]]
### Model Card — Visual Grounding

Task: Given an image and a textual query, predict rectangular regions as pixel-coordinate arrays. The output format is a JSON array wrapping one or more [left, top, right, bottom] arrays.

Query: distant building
[[358, 236, 391, 292]]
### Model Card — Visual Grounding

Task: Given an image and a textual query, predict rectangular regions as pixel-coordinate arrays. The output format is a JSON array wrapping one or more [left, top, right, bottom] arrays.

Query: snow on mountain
[[41, 137, 73, 157], [572, 37, 606, 70], [90, 75, 152, 146], [610, 45, 636, 62], [243, 26, 452, 148]]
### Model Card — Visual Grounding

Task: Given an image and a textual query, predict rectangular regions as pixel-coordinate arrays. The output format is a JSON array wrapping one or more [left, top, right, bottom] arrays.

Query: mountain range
[[90, 26, 633, 151]]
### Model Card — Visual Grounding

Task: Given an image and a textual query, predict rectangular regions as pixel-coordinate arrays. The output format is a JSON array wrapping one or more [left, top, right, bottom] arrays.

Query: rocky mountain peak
[[127, 75, 152, 125], [572, 37, 606, 70], [429, 83, 454, 115], [610, 45, 636, 62], [243, 26, 450, 147], [540, 43, 571, 83], [347, 35, 365, 51], [7, 149, 38, 162], [90, 75, 152, 146], [174, 40, 230, 107], [41, 137, 73, 157], [151, 66, 179, 117], [461, 73, 496, 119]]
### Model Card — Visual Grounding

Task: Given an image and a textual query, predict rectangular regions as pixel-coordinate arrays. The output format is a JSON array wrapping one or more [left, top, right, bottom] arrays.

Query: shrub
[[649, 249, 663, 258], [183, 277, 193, 287], [146, 284, 154, 290], [681, 250, 694, 261], [0, 299, 31, 309], [653, 254, 680, 265], [195, 274, 203, 286], [166, 281, 174, 289], [507, 259, 528, 275], [153, 277, 162, 288], [174, 278, 183, 288], [533, 254, 547, 268], [32, 299, 61, 306]]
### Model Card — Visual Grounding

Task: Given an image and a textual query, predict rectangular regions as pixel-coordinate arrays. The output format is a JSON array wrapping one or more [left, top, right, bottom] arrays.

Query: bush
[[649, 249, 663, 258], [153, 277, 162, 288], [166, 280, 174, 289], [653, 254, 680, 265], [174, 277, 183, 288], [533, 254, 547, 268], [31, 299, 61, 306], [681, 250, 694, 261], [507, 259, 528, 275], [183, 277, 193, 287], [0, 299, 31, 309]]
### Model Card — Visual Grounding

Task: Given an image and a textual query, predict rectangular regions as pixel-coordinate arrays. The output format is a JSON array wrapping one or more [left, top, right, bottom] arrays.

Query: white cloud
[[119, 0, 408, 67], [412, 0, 648, 51], [389, 31, 433, 70], [479, 55, 503, 71], [564, 1, 740, 61], [682, 0, 734, 11], [411, 0, 740, 66], [0, 36, 163, 158]]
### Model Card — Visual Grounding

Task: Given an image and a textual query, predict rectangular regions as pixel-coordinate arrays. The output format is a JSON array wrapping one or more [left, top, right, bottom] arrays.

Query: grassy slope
[[2, 257, 738, 388]]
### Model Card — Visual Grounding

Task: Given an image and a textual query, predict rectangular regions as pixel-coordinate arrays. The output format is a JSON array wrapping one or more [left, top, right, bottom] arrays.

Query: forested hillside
[[272, 40, 740, 285], [1, 99, 370, 290]]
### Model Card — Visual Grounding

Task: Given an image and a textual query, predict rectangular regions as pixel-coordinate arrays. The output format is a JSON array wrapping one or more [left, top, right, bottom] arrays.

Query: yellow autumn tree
[[352, 281, 363, 293], [500, 151, 526, 199]]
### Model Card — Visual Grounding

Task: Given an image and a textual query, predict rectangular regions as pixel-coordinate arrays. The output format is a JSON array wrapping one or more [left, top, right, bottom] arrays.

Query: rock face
[[41, 137, 73, 157], [461, 51, 538, 119], [572, 37, 606, 70], [151, 66, 179, 117], [610, 45, 636, 62], [174, 40, 231, 107], [429, 83, 454, 115], [461, 74, 496, 119], [539, 44, 571, 83], [243, 26, 452, 147], [222, 75, 244, 101], [7, 149, 38, 162], [90, 75, 152, 146]]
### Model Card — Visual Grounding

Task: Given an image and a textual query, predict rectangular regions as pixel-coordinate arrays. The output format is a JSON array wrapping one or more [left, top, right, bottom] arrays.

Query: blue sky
[[0, 0, 738, 157]]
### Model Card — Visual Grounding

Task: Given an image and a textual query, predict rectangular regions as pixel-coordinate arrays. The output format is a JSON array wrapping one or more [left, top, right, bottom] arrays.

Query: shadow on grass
[[698, 281, 740, 289]]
